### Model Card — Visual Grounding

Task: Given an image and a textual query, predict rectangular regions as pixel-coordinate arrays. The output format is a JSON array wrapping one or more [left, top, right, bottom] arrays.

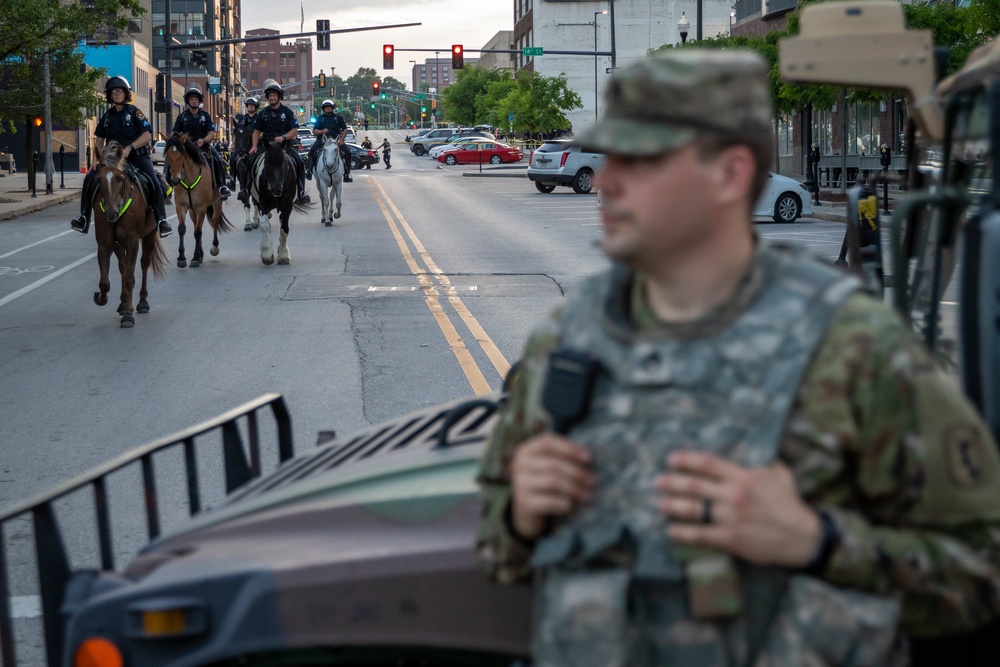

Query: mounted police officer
[[71, 76, 172, 238], [231, 96, 259, 215], [478, 49, 1000, 667], [169, 83, 231, 200], [241, 79, 309, 204], [306, 99, 352, 183]]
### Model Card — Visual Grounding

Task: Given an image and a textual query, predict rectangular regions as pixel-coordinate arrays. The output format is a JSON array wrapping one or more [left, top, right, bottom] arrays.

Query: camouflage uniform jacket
[[477, 243, 1000, 639]]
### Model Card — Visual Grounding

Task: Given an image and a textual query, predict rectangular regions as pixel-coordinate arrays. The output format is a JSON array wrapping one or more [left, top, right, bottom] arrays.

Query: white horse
[[314, 134, 344, 226]]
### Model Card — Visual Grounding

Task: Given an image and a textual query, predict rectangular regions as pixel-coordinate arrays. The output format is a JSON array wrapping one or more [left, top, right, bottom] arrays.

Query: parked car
[[151, 140, 167, 165], [344, 142, 379, 169], [437, 140, 522, 165], [428, 136, 482, 159], [296, 128, 316, 152], [527, 139, 604, 194], [753, 172, 813, 223], [409, 128, 459, 156]]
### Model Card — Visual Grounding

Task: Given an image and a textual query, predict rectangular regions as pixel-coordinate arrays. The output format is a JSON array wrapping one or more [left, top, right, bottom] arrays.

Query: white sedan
[[428, 137, 481, 159], [754, 172, 813, 223]]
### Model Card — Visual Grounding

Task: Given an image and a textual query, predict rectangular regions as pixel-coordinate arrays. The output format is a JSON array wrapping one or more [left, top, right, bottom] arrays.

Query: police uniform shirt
[[172, 108, 215, 141], [95, 104, 151, 146], [254, 104, 298, 141], [314, 112, 347, 136]]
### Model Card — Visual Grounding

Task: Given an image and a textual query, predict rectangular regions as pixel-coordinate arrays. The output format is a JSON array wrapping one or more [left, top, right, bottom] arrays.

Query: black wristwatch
[[802, 510, 840, 576]]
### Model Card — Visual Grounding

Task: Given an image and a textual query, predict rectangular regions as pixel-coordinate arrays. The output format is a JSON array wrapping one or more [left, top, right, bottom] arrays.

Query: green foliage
[[0, 0, 142, 133], [442, 65, 581, 133]]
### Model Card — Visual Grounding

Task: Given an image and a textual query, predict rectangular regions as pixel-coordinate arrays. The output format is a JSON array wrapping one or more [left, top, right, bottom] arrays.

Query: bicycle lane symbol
[[0, 266, 56, 276]]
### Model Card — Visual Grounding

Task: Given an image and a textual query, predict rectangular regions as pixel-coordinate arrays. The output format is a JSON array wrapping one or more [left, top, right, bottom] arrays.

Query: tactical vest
[[529, 245, 902, 667]]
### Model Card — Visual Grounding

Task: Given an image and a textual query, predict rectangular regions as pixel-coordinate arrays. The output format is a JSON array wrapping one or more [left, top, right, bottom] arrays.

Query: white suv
[[527, 139, 604, 194]]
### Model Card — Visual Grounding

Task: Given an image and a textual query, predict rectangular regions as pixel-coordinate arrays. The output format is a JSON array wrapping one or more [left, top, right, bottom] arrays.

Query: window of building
[[775, 115, 794, 158]]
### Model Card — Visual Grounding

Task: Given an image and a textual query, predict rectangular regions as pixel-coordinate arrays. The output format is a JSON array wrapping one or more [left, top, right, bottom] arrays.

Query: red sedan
[[437, 140, 523, 165]]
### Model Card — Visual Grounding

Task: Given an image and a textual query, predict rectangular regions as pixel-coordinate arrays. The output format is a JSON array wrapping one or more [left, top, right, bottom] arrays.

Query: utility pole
[[43, 50, 54, 194]]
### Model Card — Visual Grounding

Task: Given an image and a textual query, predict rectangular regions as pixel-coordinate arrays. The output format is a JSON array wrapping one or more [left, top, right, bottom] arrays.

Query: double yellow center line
[[368, 178, 511, 394]]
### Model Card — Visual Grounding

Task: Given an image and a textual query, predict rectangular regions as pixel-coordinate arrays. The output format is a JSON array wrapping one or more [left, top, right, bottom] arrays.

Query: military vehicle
[[1, 2, 998, 665]]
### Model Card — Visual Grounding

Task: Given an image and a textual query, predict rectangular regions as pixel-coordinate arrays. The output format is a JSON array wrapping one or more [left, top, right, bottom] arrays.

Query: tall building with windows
[[241, 29, 314, 117], [410, 55, 478, 92]]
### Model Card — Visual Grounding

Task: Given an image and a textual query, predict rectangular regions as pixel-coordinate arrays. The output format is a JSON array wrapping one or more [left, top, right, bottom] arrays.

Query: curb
[[461, 171, 527, 178], [0, 191, 79, 222]]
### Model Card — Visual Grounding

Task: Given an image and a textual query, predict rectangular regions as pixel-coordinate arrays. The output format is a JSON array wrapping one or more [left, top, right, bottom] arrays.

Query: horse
[[247, 139, 310, 265], [233, 151, 261, 233], [313, 133, 344, 226], [91, 142, 168, 328], [163, 133, 234, 268]]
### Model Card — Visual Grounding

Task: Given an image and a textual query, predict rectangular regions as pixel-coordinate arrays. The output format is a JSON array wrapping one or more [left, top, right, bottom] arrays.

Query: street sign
[[412, 94, 426, 100], [508, 112, 514, 122], [208, 77, 221, 95], [523, 47, 544, 57]]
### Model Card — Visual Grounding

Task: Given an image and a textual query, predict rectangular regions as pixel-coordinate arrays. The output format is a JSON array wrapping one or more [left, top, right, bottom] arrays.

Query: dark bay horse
[[92, 142, 168, 327], [247, 140, 310, 265], [164, 133, 234, 268]]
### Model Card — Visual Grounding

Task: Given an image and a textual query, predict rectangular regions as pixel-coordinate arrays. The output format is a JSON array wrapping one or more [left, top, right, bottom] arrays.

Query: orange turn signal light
[[142, 609, 187, 636], [74, 636, 123, 667]]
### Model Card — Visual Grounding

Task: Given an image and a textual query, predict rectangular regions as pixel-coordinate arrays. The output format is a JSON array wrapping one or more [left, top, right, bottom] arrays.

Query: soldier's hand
[[249, 146, 258, 155], [655, 451, 821, 568], [510, 434, 594, 541]]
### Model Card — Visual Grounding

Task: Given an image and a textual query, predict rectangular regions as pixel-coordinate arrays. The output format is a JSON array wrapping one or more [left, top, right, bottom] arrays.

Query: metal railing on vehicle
[[0, 393, 293, 667]]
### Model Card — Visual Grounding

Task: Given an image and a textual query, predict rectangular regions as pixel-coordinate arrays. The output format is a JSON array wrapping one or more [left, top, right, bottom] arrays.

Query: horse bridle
[[320, 136, 341, 175], [96, 165, 137, 240]]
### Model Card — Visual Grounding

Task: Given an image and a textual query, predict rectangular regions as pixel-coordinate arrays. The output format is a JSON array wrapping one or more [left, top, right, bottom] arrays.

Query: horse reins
[[97, 170, 136, 242]]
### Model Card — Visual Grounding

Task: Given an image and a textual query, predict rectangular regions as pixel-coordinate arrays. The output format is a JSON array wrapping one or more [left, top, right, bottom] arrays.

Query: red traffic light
[[451, 44, 464, 70], [33, 117, 42, 127], [383, 44, 394, 70], [372, 81, 380, 96]]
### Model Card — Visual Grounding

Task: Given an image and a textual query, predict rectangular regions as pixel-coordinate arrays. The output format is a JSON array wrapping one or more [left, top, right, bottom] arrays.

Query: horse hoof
[[94, 292, 108, 307], [325, 220, 332, 227], [190, 260, 201, 268], [277, 257, 290, 266], [244, 223, 253, 231], [262, 256, 274, 266], [117, 302, 126, 315], [334, 211, 341, 220], [120, 314, 135, 328], [177, 259, 187, 268], [210, 246, 220, 257], [137, 300, 150, 314]]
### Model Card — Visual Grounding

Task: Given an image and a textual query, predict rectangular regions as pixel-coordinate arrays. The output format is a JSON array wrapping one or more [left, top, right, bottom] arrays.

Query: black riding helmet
[[185, 84, 204, 105], [245, 96, 259, 110], [262, 79, 284, 101], [105, 76, 132, 104]]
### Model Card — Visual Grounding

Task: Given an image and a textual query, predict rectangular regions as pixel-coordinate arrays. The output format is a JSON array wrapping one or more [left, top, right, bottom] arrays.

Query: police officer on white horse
[[306, 99, 352, 183], [71, 76, 172, 238]]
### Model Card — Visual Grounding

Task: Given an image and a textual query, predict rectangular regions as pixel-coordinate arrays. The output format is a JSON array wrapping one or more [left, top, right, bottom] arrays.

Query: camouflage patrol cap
[[574, 49, 773, 156]]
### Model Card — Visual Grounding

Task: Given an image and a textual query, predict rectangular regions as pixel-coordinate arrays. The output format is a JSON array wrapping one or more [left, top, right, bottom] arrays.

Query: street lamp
[[595, 10, 607, 122], [677, 12, 690, 44], [730, 9, 736, 35]]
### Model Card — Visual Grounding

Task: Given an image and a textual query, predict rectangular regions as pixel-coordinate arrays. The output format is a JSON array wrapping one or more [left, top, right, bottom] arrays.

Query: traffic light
[[191, 50, 207, 68], [316, 19, 330, 51], [421, 105, 426, 113], [33, 117, 42, 127], [451, 44, 464, 69], [155, 73, 165, 101], [298, 106, 304, 117], [318, 71, 326, 88], [371, 102, 376, 109], [380, 92, 386, 100], [372, 81, 380, 96], [383, 44, 394, 70]]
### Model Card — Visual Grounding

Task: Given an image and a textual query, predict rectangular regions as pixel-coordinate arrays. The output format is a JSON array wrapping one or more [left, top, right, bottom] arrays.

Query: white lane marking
[[0, 253, 96, 309], [9, 595, 41, 618], [0, 231, 76, 259]]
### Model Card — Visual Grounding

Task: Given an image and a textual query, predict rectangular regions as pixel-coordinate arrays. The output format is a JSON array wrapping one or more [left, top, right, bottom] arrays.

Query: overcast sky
[[240, 0, 514, 87]]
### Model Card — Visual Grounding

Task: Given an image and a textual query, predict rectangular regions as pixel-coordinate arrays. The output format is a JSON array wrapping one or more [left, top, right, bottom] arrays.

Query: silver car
[[527, 139, 603, 194], [151, 140, 167, 165]]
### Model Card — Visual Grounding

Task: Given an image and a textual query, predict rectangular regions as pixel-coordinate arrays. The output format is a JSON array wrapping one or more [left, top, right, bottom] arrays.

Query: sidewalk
[[0, 170, 85, 222]]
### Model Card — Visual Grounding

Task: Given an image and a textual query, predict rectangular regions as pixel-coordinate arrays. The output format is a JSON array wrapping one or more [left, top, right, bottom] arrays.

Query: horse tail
[[292, 197, 312, 215], [149, 234, 169, 282], [209, 204, 236, 234]]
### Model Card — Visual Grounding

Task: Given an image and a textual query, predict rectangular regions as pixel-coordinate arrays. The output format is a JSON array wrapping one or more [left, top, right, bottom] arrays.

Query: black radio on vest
[[542, 350, 601, 434]]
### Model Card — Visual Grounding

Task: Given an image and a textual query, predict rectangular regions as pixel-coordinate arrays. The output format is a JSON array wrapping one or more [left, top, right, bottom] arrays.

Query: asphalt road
[[0, 139, 855, 664]]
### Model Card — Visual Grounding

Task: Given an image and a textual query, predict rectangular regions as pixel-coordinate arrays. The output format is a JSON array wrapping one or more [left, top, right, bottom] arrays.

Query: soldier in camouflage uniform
[[477, 49, 1000, 667]]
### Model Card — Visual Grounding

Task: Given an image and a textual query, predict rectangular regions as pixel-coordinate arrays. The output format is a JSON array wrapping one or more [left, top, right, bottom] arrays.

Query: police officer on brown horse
[[71, 76, 172, 238], [242, 79, 310, 204], [169, 84, 232, 201]]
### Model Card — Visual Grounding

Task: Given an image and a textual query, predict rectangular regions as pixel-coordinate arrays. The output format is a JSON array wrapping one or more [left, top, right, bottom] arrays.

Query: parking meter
[[879, 143, 892, 214], [808, 144, 821, 205]]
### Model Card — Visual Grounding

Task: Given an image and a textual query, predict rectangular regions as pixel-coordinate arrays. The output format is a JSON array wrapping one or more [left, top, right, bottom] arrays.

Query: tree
[[443, 67, 580, 134], [442, 66, 510, 127], [345, 67, 379, 101], [0, 0, 143, 133]]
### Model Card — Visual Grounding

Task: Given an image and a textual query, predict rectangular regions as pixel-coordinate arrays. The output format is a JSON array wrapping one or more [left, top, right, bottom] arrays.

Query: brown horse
[[163, 133, 234, 268], [92, 142, 168, 328]]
